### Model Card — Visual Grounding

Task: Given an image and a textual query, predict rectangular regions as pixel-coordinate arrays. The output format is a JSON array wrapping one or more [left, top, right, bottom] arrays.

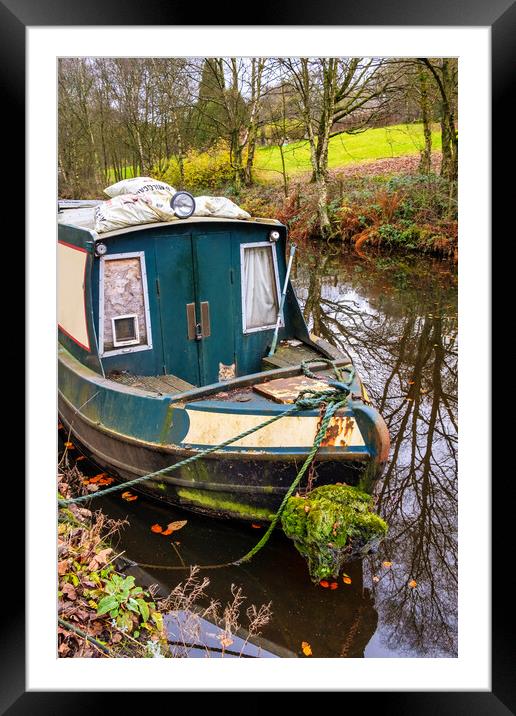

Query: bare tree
[[193, 57, 268, 190], [282, 58, 402, 236]]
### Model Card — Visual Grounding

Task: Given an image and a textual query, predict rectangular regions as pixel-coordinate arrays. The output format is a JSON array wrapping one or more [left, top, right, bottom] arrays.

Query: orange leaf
[[319, 580, 330, 588], [342, 575, 352, 585], [301, 641, 312, 656], [251, 523, 262, 529], [330, 582, 339, 590], [162, 520, 187, 535], [382, 561, 393, 568], [64, 442, 74, 449], [126, 495, 138, 501], [408, 579, 417, 588], [89, 473, 108, 484], [75, 455, 86, 462], [151, 524, 163, 533]]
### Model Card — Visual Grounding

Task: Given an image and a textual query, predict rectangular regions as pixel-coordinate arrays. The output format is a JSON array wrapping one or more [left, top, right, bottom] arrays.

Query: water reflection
[[296, 246, 458, 657]]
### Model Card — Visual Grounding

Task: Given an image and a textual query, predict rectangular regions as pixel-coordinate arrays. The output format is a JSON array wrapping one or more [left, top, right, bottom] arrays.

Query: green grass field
[[254, 122, 441, 182], [107, 122, 441, 187]]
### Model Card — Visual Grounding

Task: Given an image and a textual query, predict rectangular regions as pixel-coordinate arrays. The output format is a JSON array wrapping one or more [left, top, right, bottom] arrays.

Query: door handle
[[200, 301, 211, 338], [186, 303, 197, 340]]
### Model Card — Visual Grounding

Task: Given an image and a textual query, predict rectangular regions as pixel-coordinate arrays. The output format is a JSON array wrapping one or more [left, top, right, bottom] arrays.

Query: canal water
[[63, 244, 458, 659]]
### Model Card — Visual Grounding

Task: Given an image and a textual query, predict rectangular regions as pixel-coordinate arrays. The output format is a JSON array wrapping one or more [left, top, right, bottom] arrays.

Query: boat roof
[[57, 201, 282, 240]]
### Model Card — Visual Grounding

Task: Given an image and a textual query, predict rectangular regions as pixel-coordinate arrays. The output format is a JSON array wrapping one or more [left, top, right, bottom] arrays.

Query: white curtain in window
[[243, 246, 279, 330]]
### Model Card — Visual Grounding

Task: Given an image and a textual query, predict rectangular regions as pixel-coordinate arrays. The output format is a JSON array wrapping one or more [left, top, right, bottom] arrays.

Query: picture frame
[[8, 0, 509, 709]]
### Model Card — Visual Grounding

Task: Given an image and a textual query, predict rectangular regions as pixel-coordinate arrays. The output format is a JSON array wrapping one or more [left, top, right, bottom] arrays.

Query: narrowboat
[[58, 200, 390, 522]]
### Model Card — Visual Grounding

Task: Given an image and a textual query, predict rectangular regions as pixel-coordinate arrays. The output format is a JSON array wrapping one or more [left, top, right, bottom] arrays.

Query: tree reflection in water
[[294, 246, 458, 657]]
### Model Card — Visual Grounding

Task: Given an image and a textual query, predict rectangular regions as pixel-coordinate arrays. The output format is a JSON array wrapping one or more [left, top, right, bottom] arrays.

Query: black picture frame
[[7, 0, 510, 711]]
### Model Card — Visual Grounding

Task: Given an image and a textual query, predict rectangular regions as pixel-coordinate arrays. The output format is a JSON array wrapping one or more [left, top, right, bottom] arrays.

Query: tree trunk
[[279, 143, 289, 197], [418, 67, 432, 174]]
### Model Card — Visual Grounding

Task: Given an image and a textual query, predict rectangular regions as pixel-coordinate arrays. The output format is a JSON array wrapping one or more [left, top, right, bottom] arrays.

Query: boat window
[[241, 242, 281, 333], [99, 252, 152, 356], [112, 314, 140, 347]]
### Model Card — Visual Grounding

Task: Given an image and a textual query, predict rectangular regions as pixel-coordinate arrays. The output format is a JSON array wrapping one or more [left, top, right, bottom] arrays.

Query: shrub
[[157, 140, 235, 194]]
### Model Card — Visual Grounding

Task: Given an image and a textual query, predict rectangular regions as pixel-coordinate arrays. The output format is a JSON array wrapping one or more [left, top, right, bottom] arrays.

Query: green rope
[[232, 397, 346, 565], [60, 403, 300, 507]]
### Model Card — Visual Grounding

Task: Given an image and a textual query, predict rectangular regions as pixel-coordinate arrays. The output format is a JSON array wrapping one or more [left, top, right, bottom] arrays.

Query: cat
[[218, 362, 236, 382]]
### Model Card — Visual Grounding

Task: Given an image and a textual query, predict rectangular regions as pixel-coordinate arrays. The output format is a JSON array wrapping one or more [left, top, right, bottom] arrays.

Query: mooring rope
[[59, 360, 355, 567]]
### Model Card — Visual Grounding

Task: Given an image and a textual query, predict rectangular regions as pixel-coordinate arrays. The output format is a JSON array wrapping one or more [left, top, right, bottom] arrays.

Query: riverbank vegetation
[[58, 56, 457, 250], [58, 452, 273, 658], [58, 460, 170, 657]]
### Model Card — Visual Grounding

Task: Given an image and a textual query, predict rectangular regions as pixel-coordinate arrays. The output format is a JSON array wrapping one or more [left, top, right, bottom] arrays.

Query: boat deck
[[107, 340, 348, 398], [108, 371, 195, 395]]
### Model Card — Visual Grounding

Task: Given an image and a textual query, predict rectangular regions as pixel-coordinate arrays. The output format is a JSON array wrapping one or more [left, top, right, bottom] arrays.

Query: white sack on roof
[[103, 176, 175, 198], [94, 191, 177, 234], [193, 196, 251, 220], [94, 191, 252, 234]]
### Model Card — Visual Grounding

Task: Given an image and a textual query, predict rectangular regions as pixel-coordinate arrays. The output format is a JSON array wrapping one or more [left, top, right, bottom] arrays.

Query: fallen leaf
[[75, 456, 86, 462], [61, 583, 77, 601], [382, 561, 393, 568], [126, 495, 138, 501], [64, 442, 74, 449], [330, 582, 339, 590], [161, 520, 188, 536], [87, 548, 113, 571], [372, 575, 380, 583], [57, 560, 70, 575], [251, 523, 262, 529], [304, 505, 310, 513], [408, 579, 417, 588], [151, 524, 163, 533], [342, 574, 352, 585], [319, 580, 330, 588], [219, 635, 234, 648], [301, 641, 312, 656], [89, 473, 108, 484]]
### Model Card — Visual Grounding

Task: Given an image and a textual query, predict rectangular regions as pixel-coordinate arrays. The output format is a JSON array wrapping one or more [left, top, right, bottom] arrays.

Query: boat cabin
[[58, 206, 321, 390]]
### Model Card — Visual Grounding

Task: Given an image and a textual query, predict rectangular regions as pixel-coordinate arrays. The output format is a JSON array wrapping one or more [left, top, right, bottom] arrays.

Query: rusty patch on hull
[[319, 415, 356, 448]]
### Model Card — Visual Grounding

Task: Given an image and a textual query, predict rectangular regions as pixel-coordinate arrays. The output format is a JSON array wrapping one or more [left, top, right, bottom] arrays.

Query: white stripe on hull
[[182, 410, 365, 449]]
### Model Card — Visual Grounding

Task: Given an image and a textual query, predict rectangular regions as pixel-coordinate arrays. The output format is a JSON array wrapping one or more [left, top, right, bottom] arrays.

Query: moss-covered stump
[[281, 484, 388, 583]]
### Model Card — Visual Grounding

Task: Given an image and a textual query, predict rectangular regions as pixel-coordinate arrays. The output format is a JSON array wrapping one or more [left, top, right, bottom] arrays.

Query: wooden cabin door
[[154, 236, 201, 386], [192, 233, 236, 386]]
